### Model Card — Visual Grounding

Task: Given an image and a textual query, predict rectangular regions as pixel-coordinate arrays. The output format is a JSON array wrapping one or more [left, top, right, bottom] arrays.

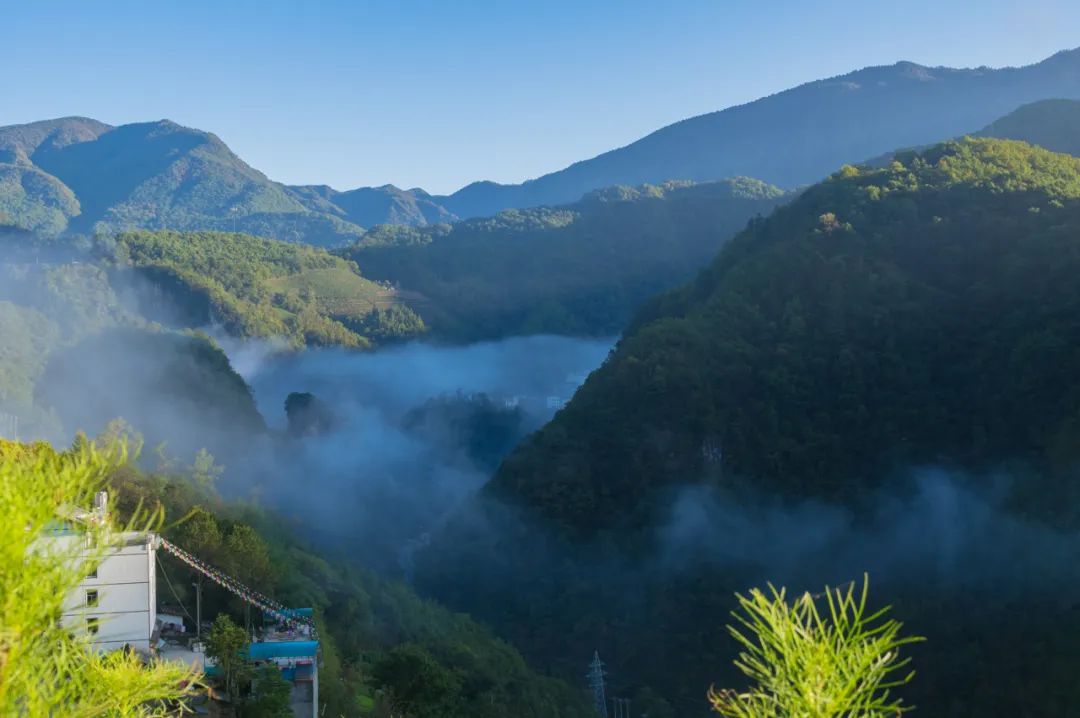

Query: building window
[[86, 589, 99, 608], [86, 565, 98, 579], [87, 617, 99, 635]]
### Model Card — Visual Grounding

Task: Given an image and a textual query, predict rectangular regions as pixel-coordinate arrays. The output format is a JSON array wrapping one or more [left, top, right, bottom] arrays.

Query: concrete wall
[[62, 533, 157, 653]]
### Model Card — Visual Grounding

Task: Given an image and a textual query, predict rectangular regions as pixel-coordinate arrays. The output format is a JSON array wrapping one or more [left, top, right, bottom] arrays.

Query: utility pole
[[587, 651, 608, 717], [192, 579, 202, 641]]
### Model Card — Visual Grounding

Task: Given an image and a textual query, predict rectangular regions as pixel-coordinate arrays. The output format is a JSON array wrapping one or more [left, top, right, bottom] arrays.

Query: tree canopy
[[106, 229, 425, 348], [344, 179, 787, 339], [492, 138, 1080, 531]]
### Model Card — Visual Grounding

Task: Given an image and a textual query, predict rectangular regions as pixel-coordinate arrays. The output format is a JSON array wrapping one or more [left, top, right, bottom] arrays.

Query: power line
[[157, 537, 315, 635], [610, 697, 632, 718], [157, 558, 194, 622]]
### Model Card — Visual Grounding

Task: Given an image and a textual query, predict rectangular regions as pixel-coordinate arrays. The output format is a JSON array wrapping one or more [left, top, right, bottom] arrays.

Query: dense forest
[[491, 137, 1080, 531], [410, 138, 1080, 717], [105, 229, 425, 347], [344, 179, 787, 339]]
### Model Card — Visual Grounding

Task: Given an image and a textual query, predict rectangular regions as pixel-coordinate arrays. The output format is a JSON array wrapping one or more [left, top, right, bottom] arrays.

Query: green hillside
[[38, 329, 268, 456], [0, 259, 142, 436], [491, 138, 1080, 532], [109, 230, 425, 348], [346, 178, 787, 339]]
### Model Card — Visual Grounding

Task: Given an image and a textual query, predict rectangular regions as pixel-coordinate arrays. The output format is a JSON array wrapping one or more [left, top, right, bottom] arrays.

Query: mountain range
[[435, 47, 1080, 216], [3, 48, 1079, 246], [343, 177, 787, 339], [0, 117, 451, 245]]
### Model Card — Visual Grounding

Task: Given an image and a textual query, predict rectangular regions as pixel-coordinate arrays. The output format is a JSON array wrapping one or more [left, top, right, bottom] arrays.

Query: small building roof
[[246, 640, 319, 660]]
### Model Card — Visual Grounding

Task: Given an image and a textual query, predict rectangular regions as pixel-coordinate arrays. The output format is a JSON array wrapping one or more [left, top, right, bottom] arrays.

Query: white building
[[53, 493, 158, 654]]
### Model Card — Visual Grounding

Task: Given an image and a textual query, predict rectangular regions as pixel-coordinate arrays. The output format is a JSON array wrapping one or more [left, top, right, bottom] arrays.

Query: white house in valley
[[50, 492, 158, 654]]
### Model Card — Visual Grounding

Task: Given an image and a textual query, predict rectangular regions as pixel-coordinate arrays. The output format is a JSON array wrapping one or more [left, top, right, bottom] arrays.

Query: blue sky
[[6, 0, 1078, 193]]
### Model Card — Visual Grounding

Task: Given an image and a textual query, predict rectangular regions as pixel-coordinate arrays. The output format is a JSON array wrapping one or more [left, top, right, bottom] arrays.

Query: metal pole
[[193, 579, 202, 640]]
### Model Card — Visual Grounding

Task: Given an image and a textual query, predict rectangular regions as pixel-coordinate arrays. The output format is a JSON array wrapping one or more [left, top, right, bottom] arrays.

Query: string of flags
[[157, 537, 315, 632]]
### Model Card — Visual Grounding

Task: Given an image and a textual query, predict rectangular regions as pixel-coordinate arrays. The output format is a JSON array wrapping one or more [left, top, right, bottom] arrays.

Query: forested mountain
[[0, 118, 458, 245], [312, 184, 457, 227], [0, 228, 425, 440], [39, 329, 267, 456], [861, 98, 1080, 167], [435, 48, 1080, 217], [412, 138, 1080, 717], [106, 230, 425, 347], [978, 98, 1080, 156], [490, 137, 1080, 532], [344, 178, 787, 339]]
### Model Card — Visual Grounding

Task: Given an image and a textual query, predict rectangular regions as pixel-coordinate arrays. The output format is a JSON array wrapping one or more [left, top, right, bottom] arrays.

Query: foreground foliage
[[0, 440, 198, 715], [710, 577, 920, 718]]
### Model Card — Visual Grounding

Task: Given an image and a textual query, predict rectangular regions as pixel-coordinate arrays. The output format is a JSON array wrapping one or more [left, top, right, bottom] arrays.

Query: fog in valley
[[217, 334, 614, 572]]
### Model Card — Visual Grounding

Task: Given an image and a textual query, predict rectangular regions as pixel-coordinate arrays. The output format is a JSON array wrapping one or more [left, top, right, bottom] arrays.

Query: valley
[[4, 27, 1080, 717]]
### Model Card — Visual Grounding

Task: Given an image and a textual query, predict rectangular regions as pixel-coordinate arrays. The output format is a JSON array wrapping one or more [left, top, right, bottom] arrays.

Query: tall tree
[[205, 613, 250, 702]]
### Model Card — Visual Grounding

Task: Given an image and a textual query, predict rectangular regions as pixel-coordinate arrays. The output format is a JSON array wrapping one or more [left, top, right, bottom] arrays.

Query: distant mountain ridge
[[0, 117, 457, 245], [433, 48, 1080, 217], [344, 177, 788, 339], [2, 47, 1079, 242], [977, 99, 1080, 156]]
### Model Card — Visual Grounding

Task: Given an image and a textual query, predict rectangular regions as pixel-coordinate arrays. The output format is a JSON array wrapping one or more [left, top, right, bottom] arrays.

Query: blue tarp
[[246, 640, 319, 659], [270, 607, 314, 618]]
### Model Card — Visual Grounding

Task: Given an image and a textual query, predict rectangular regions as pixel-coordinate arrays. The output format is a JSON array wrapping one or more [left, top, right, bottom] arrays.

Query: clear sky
[[5, 0, 1078, 194]]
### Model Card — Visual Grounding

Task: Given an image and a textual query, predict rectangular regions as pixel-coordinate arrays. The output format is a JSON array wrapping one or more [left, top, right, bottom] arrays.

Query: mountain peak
[[440, 46, 1080, 218], [0, 116, 112, 161]]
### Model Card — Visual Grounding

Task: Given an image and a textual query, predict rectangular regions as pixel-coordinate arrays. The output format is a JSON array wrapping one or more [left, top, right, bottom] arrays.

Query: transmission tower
[[587, 651, 608, 717]]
